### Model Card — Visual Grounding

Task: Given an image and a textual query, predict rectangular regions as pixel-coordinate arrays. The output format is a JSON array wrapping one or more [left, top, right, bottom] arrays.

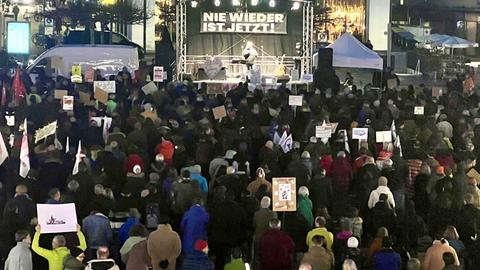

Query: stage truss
[[175, 0, 314, 81]]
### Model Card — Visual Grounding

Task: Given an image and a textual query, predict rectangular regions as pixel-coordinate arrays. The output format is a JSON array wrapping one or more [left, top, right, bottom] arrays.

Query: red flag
[[1, 83, 7, 106], [12, 67, 26, 105]]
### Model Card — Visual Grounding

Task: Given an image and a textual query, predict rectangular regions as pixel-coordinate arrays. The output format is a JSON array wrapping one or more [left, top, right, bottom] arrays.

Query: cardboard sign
[[79, 91, 91, 104], [387, 79, 397, 89], [212, 105, 227, 120], [85, 68, 95, 83], [54, 90, 68, 100], [352, 128, 369, 140], [315, 126, 332, 138], [414, 106, 425, 115], [301, 74, 314, 83], [37, 203, 77, 234], [153, 66, 164, 82], [376, 131, 392, 143], [288, 95, 303, 106], [272, 177, 297, 212], [62, 96, 74, 111], [327, 122, 339, 134], [71, 65, 82, 83], [142, 81, 158, 95], [94, 81, 116, 94], [34, 121, 57, 143], [94, 88, 109, 105]]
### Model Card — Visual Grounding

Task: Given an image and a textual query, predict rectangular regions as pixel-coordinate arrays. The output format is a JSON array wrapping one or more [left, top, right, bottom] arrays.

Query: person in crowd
[[368, 177, 396, 209], [301, 235, 335, 270], [123, 225, 151, 270], [181, 198, 209, 254], [120, 223, 147, 264], [246, 167, 272, 195], [147, 215, 182, 270], [46, 188, 62, 204], [423, 236, 460, 270], [32, 224, 86, 270], [84, 247, 120, 270], [298, 186, 314, 228], [367, 227, 389, 264], [4, 230, 32, 270], [82, 203, 113, 258], [373, 236, 402, 270], [3, 184, 35, 227], [308, 167, 333, 215], [181, 240, 214, 270], [442, 252, 461, 270], [118, 208, 141, 245], [258, 218, 295, 270], [306, 216, 334, 250], [253, 196, 277, 238], [223, 247, 247, 270], [63, 247, 86, 270]]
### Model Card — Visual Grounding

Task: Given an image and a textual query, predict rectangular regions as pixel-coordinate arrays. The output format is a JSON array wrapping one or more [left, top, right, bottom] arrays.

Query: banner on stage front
[[201, 12, 287, 34], [272, 177, 296, 212], [37, 203, 77, 234]]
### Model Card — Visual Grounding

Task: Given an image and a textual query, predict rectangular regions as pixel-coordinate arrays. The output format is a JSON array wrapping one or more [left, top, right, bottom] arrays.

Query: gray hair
[[260, 196, 271, 209], [269, 218, 282, 229], [67, 180, 79, 192], [342, 259, 358, 270], [299, 186, 309, 196], [53, 235, 66, 247], [94, 184, 105, 196]]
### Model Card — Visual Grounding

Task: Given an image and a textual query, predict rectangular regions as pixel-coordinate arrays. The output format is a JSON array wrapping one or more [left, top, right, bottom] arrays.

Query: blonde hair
[[342, 259, 357, 270], [299, 186, 309, 196]]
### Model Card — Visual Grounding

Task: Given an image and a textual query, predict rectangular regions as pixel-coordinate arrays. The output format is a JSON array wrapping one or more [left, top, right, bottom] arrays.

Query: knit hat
[[70, 246, 84, 258], [436, 166, 445, 176], [347, 237, 359, 248], [194, 240, 208, 251]]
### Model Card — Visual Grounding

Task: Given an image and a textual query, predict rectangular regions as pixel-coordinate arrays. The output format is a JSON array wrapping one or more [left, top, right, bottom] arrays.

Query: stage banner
[[201, 12, 287, 34]]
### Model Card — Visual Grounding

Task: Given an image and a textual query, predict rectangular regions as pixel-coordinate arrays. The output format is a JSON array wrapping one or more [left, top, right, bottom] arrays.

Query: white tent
[[313, 33, 383, 70], [437, 36, 479, 49]]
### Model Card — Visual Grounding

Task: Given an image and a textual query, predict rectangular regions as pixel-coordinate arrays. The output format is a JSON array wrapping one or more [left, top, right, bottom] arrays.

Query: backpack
[[146, 203, 159, 229]]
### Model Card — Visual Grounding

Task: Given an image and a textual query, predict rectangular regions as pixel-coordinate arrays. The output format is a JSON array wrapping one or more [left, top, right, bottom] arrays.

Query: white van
[[26, 44, 139, 81]]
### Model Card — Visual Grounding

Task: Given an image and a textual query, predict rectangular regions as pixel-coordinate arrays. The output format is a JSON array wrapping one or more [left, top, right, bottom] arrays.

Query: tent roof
[[314, 33, 383, 70]]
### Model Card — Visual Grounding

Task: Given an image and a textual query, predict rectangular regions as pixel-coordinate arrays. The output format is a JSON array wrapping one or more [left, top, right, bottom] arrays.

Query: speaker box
[[317, 48, 333, 69]]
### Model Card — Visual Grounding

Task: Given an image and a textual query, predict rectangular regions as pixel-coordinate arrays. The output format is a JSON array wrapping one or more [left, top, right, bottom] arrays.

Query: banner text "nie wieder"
[[201, 12, 287, 34]]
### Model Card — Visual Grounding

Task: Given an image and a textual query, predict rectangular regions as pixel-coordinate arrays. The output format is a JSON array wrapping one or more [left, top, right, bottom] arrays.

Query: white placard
[[62, 96, 74, 111], [5, 115, 14, 127], [301, 74, 314, 83], [352, 128, 369, 140], [142, 81, 158, 95], [315, 126, 332, 138], [94, 81, 116, 94], [36, 203, 78, 234], [153, 66, 164, 82], [414, 106, 424, 115], [288, 95, 303, 106], [376, 131, 392, 143]]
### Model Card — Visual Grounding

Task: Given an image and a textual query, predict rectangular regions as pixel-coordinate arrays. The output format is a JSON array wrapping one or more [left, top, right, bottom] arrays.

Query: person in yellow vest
[[32, 223, 87, 270]]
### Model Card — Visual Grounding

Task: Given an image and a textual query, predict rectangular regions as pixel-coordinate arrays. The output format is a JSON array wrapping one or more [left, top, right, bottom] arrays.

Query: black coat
[[209, 200, 248, 246], [308, 174, 333, 213]]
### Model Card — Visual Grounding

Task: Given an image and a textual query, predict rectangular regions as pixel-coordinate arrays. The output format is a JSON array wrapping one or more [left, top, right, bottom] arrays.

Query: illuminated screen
[[325, 0, 365, 42], [7, 22, 30, 54]]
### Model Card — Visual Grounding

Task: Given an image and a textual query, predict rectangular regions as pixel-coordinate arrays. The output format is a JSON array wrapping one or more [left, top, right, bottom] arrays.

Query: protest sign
[[327, 122, 339, 134], [212, 105, 227, 120], [288, 95, 303, 106], [5, 115, 14, 127], [71, 65, 82, 83], [301, 74, 314, 83], [34, 121, 57, 143], [467, 168, 480, 182], [94, 81, 116, 94], [414, 106, 424, 115], [37, 203, 77, 234], [272, 177, 297, 212], [94, 88, 109, 105], [54, 90, 68, 100], [153, 66, 164, 82], [315, 126, 332, 138], [142, 81, 158, 95], [375, 131, 392, 143], [62, 96, 74, 111], [352, 128, 369, 140]]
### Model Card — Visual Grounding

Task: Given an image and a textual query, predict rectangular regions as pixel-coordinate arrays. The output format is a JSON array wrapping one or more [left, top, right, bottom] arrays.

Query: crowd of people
[[0, 64, 478, 270]]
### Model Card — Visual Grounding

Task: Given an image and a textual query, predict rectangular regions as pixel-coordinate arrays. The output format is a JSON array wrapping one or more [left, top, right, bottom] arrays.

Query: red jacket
[[155, 140, 175, 166], [319, 155, 333, 175], [258, 229, 295, 270], [330, 157, 353, 192]]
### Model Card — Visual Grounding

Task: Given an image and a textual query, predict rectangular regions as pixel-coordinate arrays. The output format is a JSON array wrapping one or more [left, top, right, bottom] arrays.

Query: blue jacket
[[181, 205, 209, 254], [191, 174, 208, 193], [181, 251, 213, 270], [374, 249, 401, 270], [82, 213, 113, 249], [118, 217, 139, 245]]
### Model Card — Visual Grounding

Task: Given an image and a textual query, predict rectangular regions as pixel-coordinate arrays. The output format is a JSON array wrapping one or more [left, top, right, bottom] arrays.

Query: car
[[63, 30, 145, 59]]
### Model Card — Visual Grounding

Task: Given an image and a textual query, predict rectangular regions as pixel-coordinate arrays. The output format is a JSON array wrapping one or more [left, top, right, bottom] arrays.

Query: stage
[[193, 78, 313, 94]]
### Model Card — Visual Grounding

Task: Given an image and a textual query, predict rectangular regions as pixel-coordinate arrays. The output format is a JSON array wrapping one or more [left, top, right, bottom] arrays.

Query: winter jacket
[[155, 140, 175, 166], [120, 236, 146, 263], [306, 227, 334, 250], [253, 208, 277, 237], [181, 251, 214, 270], [32, 231, 87, 270], [297, 195, 314, 227], [374, 249, 401, 270], [63, 255, 84, 270], [3, 194, 36, 226], [423, 240, 460, 270], [301, 245, 335, 270], [84, 259, 120, 270], [181, 205, 209, 254], [82, 213, 113, 249], [125, 240, 150, 270], [147, 224, 181, 270], [258, 229, 295, 270], [4, 242, 32, 270], [368, 186, 396, 209]]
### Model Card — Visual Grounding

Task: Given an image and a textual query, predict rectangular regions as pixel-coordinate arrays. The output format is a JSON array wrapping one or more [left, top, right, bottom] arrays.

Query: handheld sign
[[376, 131, 392, 143], [153, 66, 164, 82], [352, 128, 368, 140], [212, 106, 227, 120], [94, 81, 116, 94], [288, 95, 303, 106], [272, 177, 297, 212], [37, 203, 78, 234], [414, 106, 424, 115], [315, 126, 332, 138], [62, 96, 74, 111]]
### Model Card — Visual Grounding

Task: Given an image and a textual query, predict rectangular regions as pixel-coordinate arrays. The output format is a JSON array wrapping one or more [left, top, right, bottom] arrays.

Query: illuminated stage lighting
[[291, 1, 300, 10], [232, 0, 241, 6], [214, 0, 221, 6], [250, 0, 258, 6], [191, 0, 198, 7], [269, 0, 275, 7]]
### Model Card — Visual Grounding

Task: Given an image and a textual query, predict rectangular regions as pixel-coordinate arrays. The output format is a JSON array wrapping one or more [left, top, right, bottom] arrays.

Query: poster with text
[[37, 203, 77, 234], [272, 177, 296, 212]]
